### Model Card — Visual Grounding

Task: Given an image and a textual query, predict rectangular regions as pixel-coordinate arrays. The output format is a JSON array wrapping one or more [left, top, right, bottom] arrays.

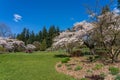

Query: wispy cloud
[[88, 13, 96, 18], [113, 8, 120, 14], [13, 14, 22, 22]]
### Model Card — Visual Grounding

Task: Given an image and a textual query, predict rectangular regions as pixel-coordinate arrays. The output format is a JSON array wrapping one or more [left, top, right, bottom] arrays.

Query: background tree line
[[16, 25, 60, 50]]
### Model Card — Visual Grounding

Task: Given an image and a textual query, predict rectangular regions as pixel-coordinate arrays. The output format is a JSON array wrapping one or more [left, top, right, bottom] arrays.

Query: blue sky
[[0, 0, 117, 34]]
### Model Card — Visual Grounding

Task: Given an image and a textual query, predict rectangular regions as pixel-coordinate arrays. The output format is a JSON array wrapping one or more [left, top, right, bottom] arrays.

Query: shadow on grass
[[54, 54, 69, 58]]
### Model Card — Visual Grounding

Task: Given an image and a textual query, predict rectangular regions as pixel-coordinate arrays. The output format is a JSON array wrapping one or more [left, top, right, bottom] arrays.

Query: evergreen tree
[[27, 31, 35, 44], [40, 39, 47, 51], [42, 26, 47, 40], [56, 26, 60, 35], [38, 31, 42, 42], [101, 5, 110, 14], [16, 26, 60, 48], [25, 29, 30, 44], [47, 25, 55, 47], [17, 28, 28, 44]]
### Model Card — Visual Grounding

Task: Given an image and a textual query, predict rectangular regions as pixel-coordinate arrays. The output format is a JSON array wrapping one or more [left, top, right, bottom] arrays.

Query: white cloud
[[113, 8, 120, 14], [13, 14, 22, 22], [88, 13, 96, 18]]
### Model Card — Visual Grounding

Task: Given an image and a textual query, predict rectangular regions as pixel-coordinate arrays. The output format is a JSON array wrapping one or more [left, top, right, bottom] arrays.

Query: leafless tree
[[0, 23, 12, 37]]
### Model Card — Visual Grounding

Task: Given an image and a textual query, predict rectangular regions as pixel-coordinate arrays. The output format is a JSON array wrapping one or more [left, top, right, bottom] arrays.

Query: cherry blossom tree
[[52, 21, 94, 54], [92, 11, 120, 63]]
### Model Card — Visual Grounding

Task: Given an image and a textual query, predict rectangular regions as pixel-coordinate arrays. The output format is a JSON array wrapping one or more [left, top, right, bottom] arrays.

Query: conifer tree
[[40, 39, 47, 51]]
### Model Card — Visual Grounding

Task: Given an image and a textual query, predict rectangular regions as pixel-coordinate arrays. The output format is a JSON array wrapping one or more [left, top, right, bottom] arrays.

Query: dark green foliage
[[57, 64, 62, 67], [70, 50, 83, 57], [115, 75, 120, 80], [87, 56, 95, 62], [100, 72, 106, 78], [81, 48, 90, 55], [0, 46, 5, 53], [93, 64, 104, 70], [87, 55, 100, 62], [80, 78, 88, 80], [61, 57, 70, 63], [74, 66, 82, 71], [40, 39, 47, 51], [109, 66, 119, 75], [16, 26, 60, 49], [16, 28, 30, 44], [27, 31, 35, 44], [16, 46, 25, 52], [87, 69, 93, 73]]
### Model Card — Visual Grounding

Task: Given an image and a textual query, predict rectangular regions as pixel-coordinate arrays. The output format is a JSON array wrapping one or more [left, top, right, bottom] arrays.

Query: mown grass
[[0, 51, 75, 80]]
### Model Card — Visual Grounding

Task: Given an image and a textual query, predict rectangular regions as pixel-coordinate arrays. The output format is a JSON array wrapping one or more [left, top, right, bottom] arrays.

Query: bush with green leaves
[[87, 56, 95, 62], [100, 72, 106, 78], [80, 78, 88, 80], [70, 50, 83, 57], [57, 64, 62, 67], [93, 64, 104, 70], [74, 66, 82, 71], [61, 57, 70, 63], [0, 46, 5, 53], [115, 75, 120, 80], [109, 66, 119, 75], [65, 64, 71, 67], [86, 69, 93, 73], [40, 39, 47, 51]]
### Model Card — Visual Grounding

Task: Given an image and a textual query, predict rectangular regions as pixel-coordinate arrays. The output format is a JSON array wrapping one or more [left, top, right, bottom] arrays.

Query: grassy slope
[[0, 51, 75, 80]]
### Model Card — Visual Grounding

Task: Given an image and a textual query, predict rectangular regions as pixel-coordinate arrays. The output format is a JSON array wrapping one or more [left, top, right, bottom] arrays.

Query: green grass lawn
[[0, 51, 75, 80]]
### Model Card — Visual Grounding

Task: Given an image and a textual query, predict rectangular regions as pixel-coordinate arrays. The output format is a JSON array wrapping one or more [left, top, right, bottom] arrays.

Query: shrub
[[87, 55, 100, 62], [81, 48, 90, 55], [109, 66, 119, 75], [87, 69, 93, 73], [61, 57, 70, 63], [100, 72, 106, 78], [67, 67, 72, 70], [115, 75, 120, 80], [33, 41, 41, 51], [93, 64, 104, 70], [70, 50, 83, 57], [65, 64, 71, 67], [94, 55, 100, 59], [74, 66, 82, 71], [25, 49, 33, 53], [16, 46, 25, 52], [85, 75, 104, 80], [57, 64, 62, 67], [87, 56, 95, 62], [80, 78, 88, 80], [40, 39, 47, 51], [0, 46, 5, 53]]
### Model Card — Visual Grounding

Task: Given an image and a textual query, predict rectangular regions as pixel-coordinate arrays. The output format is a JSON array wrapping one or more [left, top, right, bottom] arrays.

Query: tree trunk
[[90, 48, 96, 55], [111, 56, 116, 63]]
